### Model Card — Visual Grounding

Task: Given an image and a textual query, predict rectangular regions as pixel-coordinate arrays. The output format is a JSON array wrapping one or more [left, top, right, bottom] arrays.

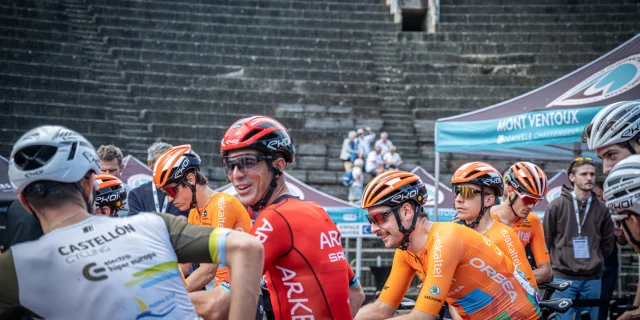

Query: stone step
[[404, 73, 556, 87], [91, 0, 391, 13], [404, 62, 583, 77], [403, 52, 602, 65], [401, 31, 638, 44], [438, 22, 639, 34], [87, 1, 391, 20], [118, 60, 374, 83], [439, 4, 640, 15], [401, 41, 620, 55], [124, 73, 379, 95], [102, 28, 372, 51], [96, 16, 386, 39], [113, 50, 372, 72], [91, 8, 395, 31], [407, 84, 531, 99], [440, 12, 640, 24], [107, 39, 372, 61], [408, 97, 505, 113], [130, 84, 380, 107]]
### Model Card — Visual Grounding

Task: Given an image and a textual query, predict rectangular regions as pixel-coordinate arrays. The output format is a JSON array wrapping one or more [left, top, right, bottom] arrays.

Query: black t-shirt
[[2, 201, 43, 252]]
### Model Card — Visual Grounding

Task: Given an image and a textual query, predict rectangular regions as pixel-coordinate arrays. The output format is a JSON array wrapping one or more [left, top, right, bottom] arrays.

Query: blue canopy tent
[[433, 34, 640, 215]]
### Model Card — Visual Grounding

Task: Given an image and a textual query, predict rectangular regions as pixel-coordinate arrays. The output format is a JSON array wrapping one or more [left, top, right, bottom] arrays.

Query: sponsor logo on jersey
[[432, 232, 444, 278], [429, 285, 441, 295], [275, 265, 314, 318], [469, 257, 517, 303], [82, 262, 108, 281]]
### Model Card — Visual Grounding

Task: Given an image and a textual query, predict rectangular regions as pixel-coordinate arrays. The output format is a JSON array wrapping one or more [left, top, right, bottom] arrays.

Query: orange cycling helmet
[[504, 162, 548, 198], [153, 144, 201, 209], [94, 173, 127, 217], [451, 162, 503, 229], [451, 161, 504, 197], [361, 170, 428, 250], [220, 116, 295, 211]]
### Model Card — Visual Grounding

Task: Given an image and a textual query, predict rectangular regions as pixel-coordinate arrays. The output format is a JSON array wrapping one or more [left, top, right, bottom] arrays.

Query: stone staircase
[[405, 0, 640, 181]]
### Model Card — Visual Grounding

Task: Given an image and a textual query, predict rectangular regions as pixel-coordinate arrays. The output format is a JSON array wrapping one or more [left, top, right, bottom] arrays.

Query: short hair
[[381, 132, 388, 138], [569, 159, 595, 175], [23, 181, 85, 212], [97, 145, 124, 165], [193, 170, 208, 186], [147, 141, 172, 163], [389, 146, 397, 152], [348, 131, 357, 138]]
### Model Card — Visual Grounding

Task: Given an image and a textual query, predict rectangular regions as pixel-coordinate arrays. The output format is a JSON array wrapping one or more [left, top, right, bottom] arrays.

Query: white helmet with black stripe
[[9, 125, 101, 194], [583, 100, 640, 151], [604, 154, 640, 217]]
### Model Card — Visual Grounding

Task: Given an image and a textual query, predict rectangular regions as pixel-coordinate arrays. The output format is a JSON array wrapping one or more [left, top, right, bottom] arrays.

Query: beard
[[577, 181, 594, 192]]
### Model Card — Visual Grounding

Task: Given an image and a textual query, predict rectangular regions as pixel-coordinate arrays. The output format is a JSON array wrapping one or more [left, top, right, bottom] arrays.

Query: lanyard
[[572, 191, 592, 237], [153, 187, 168, 213]]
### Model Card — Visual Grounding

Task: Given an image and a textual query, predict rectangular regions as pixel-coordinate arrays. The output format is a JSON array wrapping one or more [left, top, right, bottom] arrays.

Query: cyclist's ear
[[272, 157, 286, 176], [186, 172, 197, 185]]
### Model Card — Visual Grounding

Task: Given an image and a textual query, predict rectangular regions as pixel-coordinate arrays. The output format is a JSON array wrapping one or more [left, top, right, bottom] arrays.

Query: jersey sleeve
[[415, 230, 463, 316], [250, 209, 292, 273], [529, 215, 550, 264], [157, 213, 231, 264], [224, 195, 252, 232], [377, 250, 415, 308], [0, 250, 19, 310]]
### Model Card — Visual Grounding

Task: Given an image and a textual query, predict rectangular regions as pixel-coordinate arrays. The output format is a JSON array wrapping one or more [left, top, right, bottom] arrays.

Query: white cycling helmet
[[9, 125, 101, 194], [604, 154, 640, 218], [583, 100, 640, 151]]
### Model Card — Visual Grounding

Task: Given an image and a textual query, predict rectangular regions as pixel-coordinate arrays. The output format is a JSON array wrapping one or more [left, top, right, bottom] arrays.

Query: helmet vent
[[14, 145, 58, 171], [242, 129, 262, 142], [67, 142, 78, 160]]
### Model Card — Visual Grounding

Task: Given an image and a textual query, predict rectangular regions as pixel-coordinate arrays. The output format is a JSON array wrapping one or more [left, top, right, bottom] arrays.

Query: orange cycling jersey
[[491, 212, 550, 265], [251, 195, 357, 320], [379, 222, 540, 319], [483, 217, 537, 287], [188, 192, 252, 286]]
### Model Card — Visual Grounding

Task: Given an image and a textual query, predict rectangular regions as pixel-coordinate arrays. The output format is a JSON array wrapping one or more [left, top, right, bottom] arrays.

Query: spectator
[[383, 145, 403, 171], [348, 159, 364, 204], [543, 158, 614, 320], [127, 142, 188, 218], [340, 131, 357, 172], [356, 127, 375, 159], [593, 180, 603, 201], [365, 146, 384, 177], [2, 200, 43, 252], [374, 131, 393, 156], [96, 144, 130, 216]]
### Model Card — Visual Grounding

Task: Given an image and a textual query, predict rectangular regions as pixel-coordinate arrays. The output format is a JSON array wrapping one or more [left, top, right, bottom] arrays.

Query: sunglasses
[[453, 185, 484, 199], [161, 177, 185, 198], [568, 157, 594, 174], [366, 206, 398, 226], [514, 189, 542, 206], [223, 154, 278, 176]]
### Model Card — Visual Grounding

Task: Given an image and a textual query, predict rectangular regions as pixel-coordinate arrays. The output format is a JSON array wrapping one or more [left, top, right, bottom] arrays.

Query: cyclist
[[153, 144, 260, 320], [221, 115, 365, 319], [153, 144, 252, 291], [582, 100, 640, 174], [93, 173, 127, 217], [451, 162, 537, 288], [491, 161, 553, 284], [355, 170, 540, 320], [584, 100, 640, 319], [0, 125, 263, 319], [604, 155, 640, 320]]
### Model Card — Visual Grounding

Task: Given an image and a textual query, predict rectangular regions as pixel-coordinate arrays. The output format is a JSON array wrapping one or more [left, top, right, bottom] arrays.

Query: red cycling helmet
[[220, 116, 295, 163]]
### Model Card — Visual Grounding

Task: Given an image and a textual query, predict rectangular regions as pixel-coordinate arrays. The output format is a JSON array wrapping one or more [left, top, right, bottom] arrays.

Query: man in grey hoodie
[[543, 158, 614, 320]]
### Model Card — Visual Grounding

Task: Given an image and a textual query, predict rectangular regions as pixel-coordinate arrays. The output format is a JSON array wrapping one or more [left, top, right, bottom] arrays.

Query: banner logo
[[424, 184, 445, 206], [548, 54, 640, 107]]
